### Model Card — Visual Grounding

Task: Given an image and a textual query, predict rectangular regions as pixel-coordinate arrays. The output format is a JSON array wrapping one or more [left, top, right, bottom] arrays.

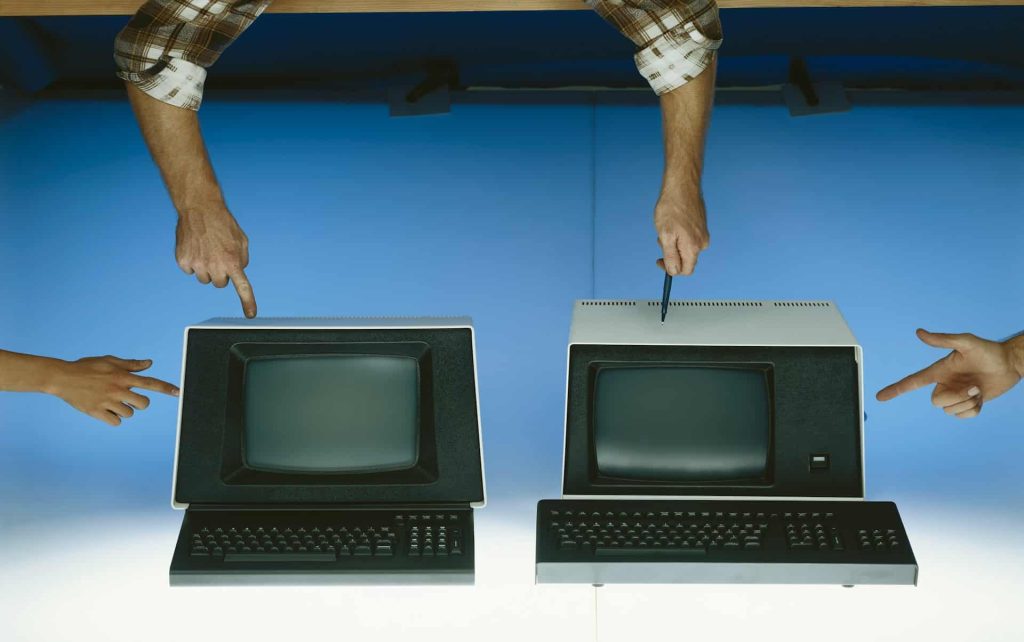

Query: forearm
[[659, 57, 716, 199], [0, 350, 66, 395], [125, 82, 224, 214], [1004, 335, 1024, 378]]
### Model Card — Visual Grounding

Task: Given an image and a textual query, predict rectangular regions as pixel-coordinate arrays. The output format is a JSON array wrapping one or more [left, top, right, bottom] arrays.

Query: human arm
[[115, 0, 269, 317], [654, 60, 715, 276], [875, 329, 1024, 419], [588, 0, 722, 276], [0, 350, 179, 427], [124, 83, 256, 317]]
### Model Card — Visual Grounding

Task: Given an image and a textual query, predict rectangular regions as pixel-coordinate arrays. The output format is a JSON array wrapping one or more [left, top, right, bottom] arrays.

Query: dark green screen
[[243, 355, 419, 473], [594, 365, 770, 482]]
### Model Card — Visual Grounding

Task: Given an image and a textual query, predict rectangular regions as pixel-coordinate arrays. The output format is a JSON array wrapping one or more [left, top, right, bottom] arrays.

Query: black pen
[[660, 272, 673, 324]]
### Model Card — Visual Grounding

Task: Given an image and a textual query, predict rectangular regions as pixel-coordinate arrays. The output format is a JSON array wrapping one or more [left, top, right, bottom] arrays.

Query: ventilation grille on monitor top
[[645, 301, 763, 308], [772, 301, 832, 308], [580, 301, 637, 307]]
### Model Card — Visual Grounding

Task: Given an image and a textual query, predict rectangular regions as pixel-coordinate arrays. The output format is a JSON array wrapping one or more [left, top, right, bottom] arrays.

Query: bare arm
[[655, 57, 716, 277], [115, 1, 268, 317], [0, 350, 178, 427], [876, 330, 1024, 419], [126, 83, 256, 317], [588, 0, 722, 277]]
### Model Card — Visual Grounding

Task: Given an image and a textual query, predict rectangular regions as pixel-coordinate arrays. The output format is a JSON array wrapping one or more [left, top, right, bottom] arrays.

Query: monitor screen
[[243, 354, 420, 474], [593, 365, 771, 482]]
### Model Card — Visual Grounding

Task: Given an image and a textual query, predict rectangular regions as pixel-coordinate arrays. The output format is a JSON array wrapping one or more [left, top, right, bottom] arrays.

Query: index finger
[[127, 374, 180, 396], [875, 361, 941, 402], [230, 268, 257, 319]]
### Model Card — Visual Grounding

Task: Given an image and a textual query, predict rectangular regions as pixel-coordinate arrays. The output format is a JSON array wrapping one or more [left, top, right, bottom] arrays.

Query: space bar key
[[224, 552, 337, 562], [595, 546, 706, 557]]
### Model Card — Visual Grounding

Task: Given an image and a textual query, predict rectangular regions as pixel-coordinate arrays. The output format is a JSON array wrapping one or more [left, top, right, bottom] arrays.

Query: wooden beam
[[2, 0, 1023, 17]]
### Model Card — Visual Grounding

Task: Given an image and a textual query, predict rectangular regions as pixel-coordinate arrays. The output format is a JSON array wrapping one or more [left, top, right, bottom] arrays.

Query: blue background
[[1, 95, 1022, 640]]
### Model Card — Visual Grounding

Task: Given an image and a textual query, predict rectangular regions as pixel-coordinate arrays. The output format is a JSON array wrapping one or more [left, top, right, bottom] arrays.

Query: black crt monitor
[[172, 317, 485, 508], [561, 300, 865, 499]]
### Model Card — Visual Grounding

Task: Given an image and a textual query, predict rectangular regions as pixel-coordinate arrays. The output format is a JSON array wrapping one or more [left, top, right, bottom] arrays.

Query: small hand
[[876, 329, 1023, 419], [653, 192, 709, 276], [176, 207, 257, 318], [48, 356, 179, 426]]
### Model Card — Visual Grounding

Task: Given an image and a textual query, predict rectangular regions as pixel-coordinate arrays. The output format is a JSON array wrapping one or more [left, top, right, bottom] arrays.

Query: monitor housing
[[562, 300, 865, 500], [172, 317, 485, 510]]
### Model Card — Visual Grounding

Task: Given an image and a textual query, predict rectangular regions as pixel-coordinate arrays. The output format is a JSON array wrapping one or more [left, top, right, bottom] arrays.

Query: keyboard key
[[224, 551, 335, 562], [596, 546, 706, 557]]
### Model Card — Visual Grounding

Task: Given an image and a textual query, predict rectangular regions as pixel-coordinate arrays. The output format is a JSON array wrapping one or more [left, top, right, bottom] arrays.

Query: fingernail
[[968, 386, 980, 397], [173, 388, 180, 396]]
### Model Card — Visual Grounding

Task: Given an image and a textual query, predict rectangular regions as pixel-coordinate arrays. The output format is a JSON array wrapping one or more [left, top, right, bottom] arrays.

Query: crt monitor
[[172, 317, 485, 509], [562, 300, 865, 499]]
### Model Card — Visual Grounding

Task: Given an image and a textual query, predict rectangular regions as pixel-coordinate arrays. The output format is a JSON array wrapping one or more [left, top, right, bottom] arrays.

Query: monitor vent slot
[[580, 301, 637, 307], [772, 301, 831, 308], [645, 301, 764, 307]]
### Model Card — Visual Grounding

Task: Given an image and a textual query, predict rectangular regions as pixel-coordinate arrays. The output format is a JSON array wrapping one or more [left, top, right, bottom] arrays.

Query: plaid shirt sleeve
[[588, 0, 723, 96], [114, 0, 272, 111]]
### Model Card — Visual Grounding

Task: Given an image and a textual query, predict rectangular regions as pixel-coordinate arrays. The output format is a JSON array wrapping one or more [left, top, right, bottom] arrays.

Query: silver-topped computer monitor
[[561, 300, 864, 501]]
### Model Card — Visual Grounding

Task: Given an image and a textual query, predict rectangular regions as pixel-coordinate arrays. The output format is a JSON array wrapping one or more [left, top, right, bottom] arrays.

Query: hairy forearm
[[0, 350, 65, 394], [125, 82, 224, 214], [659, 58, 716, 198]]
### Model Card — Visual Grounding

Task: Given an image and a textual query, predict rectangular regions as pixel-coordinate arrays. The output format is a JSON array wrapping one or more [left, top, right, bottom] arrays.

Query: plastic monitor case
[[561, 300, 865, 500], [169, 317, 485, 586]]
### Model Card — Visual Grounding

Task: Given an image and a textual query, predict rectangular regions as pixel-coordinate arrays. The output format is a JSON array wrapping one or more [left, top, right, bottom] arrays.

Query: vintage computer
[[169, 317, 485, 586], [535, 300, 918, 586]]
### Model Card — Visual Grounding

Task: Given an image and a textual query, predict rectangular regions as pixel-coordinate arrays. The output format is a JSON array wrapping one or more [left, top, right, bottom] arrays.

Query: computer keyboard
[[171, 508, 474, 586], [536, 499, 917, 585]]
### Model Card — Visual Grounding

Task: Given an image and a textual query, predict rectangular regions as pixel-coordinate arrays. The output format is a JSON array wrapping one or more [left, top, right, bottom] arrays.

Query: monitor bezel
[[173, 324, 484, 508], [562, 344, 864, 499], [224, 342, 438, 483]]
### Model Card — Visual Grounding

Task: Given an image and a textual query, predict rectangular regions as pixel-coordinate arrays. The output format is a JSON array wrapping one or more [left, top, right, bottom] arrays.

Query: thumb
[[917, 328, 971, 351], [107, 356, 152, 371]]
